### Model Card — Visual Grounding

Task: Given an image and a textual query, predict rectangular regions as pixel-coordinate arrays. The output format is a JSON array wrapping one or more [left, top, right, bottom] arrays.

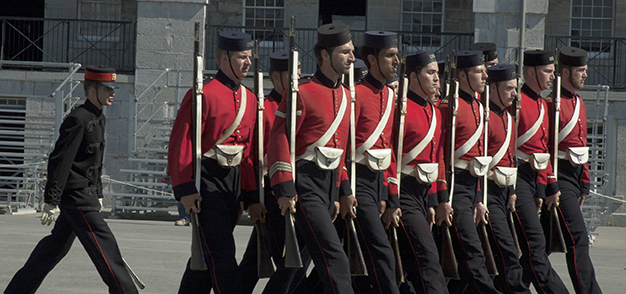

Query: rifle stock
[[509, 213, 522, 256], [190, 201, 208, 271], [346, 214, 368, 276], [388, 225, 405, 283], [440, 223, 460, 279], [549, 206, 566, 253], [284, 212, 303, 267], [478, 224, 498, 276]]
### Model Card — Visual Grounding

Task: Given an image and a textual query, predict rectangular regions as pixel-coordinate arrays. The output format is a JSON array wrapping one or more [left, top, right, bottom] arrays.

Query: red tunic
[[487, 102, 515, 168], [268, 70, 352, 198], [404, 90, 448, 206], [547, 87, 590, 193], [264, 89, 281, 152], [168, 71, 257, 199], [516, 84, 559, 197], [439, 90, 485, 162], [354, 75, 398, 205]]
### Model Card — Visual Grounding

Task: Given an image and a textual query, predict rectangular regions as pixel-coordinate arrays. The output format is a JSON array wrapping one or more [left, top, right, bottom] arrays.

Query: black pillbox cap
[[218, 31, 253, 51], [487, 64, 516, 83], [469, 42, 497, 61], [363, 31, 398, 49], [457, 50, 485, 69], [269, 51, 290, 72], [406, 50, 437, 74], [559, 46, 587, 66], [524, 50, 554, 66], [354, 59, 368, 81], [317, 23, 351, 48]]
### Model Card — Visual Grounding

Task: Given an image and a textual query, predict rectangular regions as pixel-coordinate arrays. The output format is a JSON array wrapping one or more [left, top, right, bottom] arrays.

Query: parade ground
[[1, 211, 625, 294]]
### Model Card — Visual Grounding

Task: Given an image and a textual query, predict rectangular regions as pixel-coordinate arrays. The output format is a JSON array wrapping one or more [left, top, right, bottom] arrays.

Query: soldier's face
[[569, 65, 587, 90], [536, 64, 555, 91], [377, 47, 399, 79], [466, 65, 487, 93], [491, 79, 517, 108], [417, 62, 440, 97], [96, 84, 115, 107], [485, 57, 498, 68], [330, 41, 355, 75], [228, 50, 252, 79]]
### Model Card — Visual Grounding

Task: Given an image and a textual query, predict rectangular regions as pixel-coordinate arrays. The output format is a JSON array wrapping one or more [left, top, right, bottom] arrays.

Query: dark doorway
[[319, 0, 367, 26], [1, 0, 45, 61]]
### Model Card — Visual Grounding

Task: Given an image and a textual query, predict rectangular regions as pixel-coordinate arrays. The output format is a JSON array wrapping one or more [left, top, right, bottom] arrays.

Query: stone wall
[[545, 0, 569, 36], [367, 0, 401, 31], [45, 0, 138, 21], [445, 0, 474, 33]]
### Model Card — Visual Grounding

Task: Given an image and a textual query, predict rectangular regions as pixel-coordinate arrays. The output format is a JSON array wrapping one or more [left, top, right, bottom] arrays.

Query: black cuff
[[426, 193, 438, 208], [536, 183, 547, 199], [271, 180, 298, 198], [581, 182, 590, 196], [545, 182, 560, 198], [339, 179, 352, 196], [507, 185, 515, 198], [242, 190, 260, 209], [386, 193, 400, 208], [437, 189, 450, 204], [173, 181, 198, 201]]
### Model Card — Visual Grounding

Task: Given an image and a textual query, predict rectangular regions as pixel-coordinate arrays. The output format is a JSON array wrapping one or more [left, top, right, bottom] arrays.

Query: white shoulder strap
[[454, 101, 484, 159], [558, 96, 581, 143], [402, 103, 437, 166], [517, 102, 544, 147], [297, 86, 348, 161], [355, 87, 394, 162], [489, 112, 512, 169], [215, 86, 247, 146]]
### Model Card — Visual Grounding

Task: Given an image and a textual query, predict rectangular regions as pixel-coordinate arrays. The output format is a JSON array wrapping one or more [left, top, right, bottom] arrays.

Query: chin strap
[[227, 50, 242, 80]]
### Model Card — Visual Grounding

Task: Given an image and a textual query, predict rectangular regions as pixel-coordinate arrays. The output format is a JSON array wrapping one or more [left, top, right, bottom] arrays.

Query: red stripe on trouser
[[299, 202, 338, 294], [451, 219, 483, 294], [512, 211, 547, 294], [487, 220, 513, 293], [354, 218, 383, 293], [80, 211, 124, 294], [198, 222, 222, 294], [557, 206, 584, 293], [399, 220, 426, 294]]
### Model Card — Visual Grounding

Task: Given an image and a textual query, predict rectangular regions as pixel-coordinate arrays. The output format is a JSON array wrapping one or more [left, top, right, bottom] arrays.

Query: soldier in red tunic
[[350, 30, 400, 294], [396, 50, 450, 294], [267, 23, 355, 294], [168, 31, 261, 294], [484, 65, 531, 294], [547, 46, 602, 294], [514, 49, 569, 293], [469, 42, 499, 68]]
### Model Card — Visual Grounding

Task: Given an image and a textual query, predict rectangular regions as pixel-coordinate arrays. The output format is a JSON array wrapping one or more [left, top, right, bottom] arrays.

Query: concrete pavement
[[1, 212, 624, 293]]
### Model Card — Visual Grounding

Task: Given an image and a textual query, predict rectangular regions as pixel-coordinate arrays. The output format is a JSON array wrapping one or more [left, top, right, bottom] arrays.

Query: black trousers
[[351, 164, 400, 294], [485, 180, 531, 294], [446, 169, 501, 294], [514, 162, 568, 294], [4, 209, 138, 294], [294, 160, 354, 294], [178, 158, 243, 294], [239, 177, 311, 294], [397, 174, 448, 294], [549, 159, 602, 294]]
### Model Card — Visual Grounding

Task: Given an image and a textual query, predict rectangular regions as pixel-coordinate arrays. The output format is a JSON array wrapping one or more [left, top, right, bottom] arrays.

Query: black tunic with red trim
[[168, 70, 257, 201], [547, 87, 590, 195], [354, 74, 398, 206], [268, 69, 352, 198], [517, 84, 559, 197], [403, 89, 448, 207]]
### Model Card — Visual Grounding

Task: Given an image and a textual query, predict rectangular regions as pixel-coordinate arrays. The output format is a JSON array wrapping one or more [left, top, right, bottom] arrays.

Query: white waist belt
[[557, 150, 568, 160], [454, 159, 470, 170], [515, 150, 531, 162], [203, 149, 216, 158]]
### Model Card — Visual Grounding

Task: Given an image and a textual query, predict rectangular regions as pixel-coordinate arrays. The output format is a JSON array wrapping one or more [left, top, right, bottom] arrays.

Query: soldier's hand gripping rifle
[[190, 22, 208, 271], [346, 62, 368, 276], [479, 82, 498, 277], [389, 43, 408, 284], [441, 52, 460, 280], [284, 16, 304, 268], [254, 39, 275, 278], [549, 49, 566, 254]]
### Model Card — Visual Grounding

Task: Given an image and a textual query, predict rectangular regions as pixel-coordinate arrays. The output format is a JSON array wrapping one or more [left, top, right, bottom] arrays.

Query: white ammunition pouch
[[469, 156, 493, 177], [559, 147, 589, 166], [212, 145, 245, 167], [314, 146, 344, 170], [489, 166, 518, 188], [414, 163, 439, 184], [364, 148, 392, 171], [530, 153, 551, 171]]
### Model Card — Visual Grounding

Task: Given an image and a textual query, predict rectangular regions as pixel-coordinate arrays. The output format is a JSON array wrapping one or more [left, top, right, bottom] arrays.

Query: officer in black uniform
[[5, 66, 138, 294]]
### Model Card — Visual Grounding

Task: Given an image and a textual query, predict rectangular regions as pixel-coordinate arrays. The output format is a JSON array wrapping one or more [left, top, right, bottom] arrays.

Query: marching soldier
[[267, 23, 355, 294], [469, 42, 499, 68], [239, 50, 311, 294], [439, 50, 502, 294], [548, 46, 602, 294], [169, 31, 262, 294], [397, 50, 450, 294], [515, 50, 569, 293], [484, 65, 531, 294], [351, 30, 401, 294], [5, 66, 138, 294]]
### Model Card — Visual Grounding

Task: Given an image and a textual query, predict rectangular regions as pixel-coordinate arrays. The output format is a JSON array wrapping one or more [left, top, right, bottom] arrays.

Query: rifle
[[441, 52, 460, 280], [190, 22, 208, 272], [254, 39, 275, 278], [390, 43, 408, 284], [549, 49, 566, 254], [122, 258, 146, 290], [346, 62, 368, 276], [479, 82, 498, 277], [510, 56, 522, 256], [283, 15, 304, 268]]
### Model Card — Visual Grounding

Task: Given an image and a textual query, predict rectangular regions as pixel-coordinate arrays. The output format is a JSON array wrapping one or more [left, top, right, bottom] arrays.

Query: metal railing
[[205, 25, 474, 75], [545, 35, 626, 89], [1, 17, 136, 74]]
